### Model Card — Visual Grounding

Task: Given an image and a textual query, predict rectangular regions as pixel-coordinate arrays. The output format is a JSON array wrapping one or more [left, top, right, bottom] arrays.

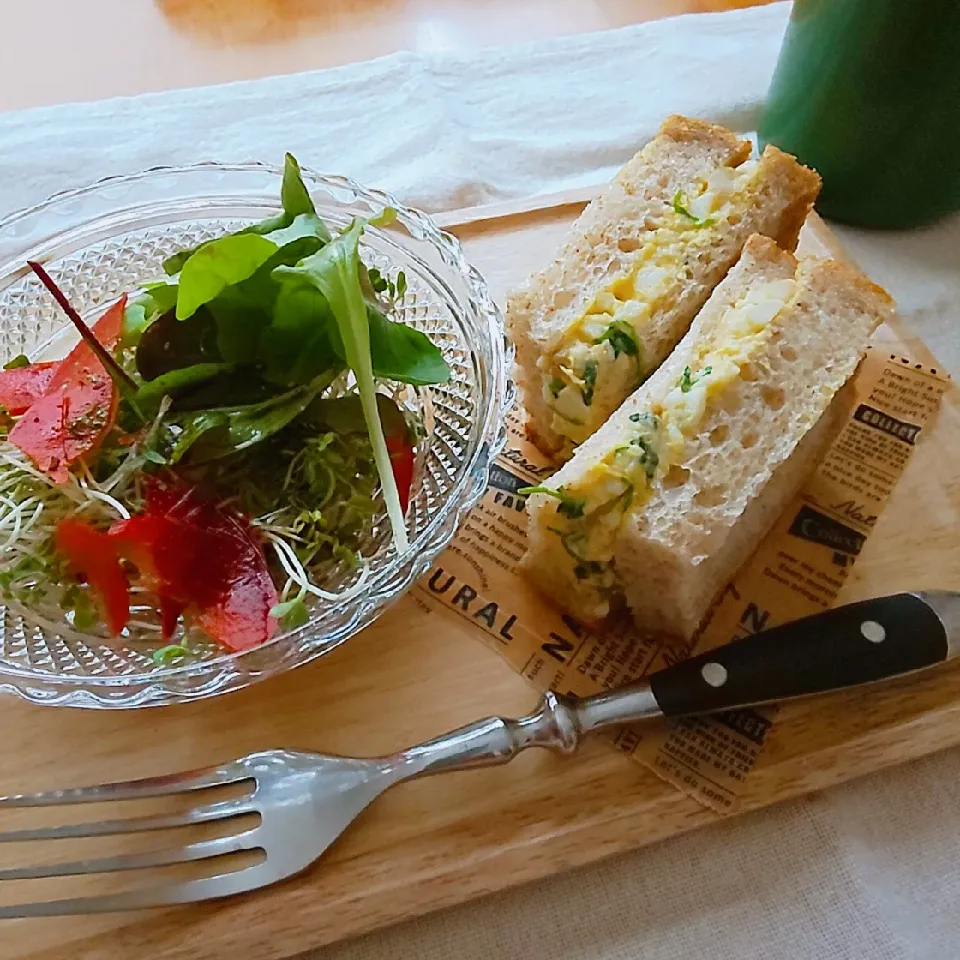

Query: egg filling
[[539, 158, 764, 455], [532, 274, 797, 621]]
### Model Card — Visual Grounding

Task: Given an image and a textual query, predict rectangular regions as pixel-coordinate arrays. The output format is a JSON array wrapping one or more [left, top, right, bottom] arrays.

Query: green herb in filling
[[672, 190, 717, 228], [573, 560, 606, 581], [596, 320, 640, 360], [519, 485, 586, 519], [581, 359, 598, 406], [547, 526, 591, 562], [678, 364, 712, 393]]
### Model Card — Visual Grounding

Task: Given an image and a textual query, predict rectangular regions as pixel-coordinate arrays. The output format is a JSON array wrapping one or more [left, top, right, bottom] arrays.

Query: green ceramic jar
[[759, 0, 960, 228]]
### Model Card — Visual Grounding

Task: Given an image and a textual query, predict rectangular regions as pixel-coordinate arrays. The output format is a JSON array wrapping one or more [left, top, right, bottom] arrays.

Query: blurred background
[[2, 0, 774, 110]]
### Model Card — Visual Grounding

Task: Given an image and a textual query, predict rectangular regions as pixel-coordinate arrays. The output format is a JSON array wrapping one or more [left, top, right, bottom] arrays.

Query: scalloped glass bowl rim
[[0, 160, 513, 696]]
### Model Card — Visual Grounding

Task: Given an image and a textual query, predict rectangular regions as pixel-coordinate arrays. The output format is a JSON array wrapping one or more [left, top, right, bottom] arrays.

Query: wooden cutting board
[[2, 194, 958, 960]]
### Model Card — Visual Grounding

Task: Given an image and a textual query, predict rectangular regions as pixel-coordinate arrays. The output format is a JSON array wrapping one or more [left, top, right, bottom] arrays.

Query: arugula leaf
[[367, 306, 450, 385], [672, 190, 717, 228], [3, 355, 30, 370], [272, 219, 409, 552], [134, 362, 235, 412], [176, 233, 279, 321], [168, 376, 331, 464], [270, 269, 447, 386]]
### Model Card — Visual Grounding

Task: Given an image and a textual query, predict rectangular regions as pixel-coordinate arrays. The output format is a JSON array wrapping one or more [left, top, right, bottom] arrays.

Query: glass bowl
[[0, 162, 513, 708]]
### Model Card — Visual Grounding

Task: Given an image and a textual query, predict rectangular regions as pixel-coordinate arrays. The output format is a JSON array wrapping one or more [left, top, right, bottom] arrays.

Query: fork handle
[[399, 592, 959, 779], [398, 691, 589, 778]]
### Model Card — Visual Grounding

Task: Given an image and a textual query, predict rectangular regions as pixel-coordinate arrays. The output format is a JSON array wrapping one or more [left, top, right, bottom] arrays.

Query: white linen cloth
[[1, 3, 958, 957]]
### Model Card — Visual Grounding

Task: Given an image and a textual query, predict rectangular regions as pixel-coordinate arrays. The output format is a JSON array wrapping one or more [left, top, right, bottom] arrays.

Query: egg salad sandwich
[[521, 235, 894, 638], [507, 115, 821, 462]]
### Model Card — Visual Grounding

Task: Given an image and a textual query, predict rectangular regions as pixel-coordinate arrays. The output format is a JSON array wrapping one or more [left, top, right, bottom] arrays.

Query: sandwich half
[[507, 115, 821, 461], [522, 235, 894, 638]]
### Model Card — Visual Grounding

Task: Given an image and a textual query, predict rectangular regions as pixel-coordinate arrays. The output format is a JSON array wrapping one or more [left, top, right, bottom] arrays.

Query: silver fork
[[1, 590, 957, 918]]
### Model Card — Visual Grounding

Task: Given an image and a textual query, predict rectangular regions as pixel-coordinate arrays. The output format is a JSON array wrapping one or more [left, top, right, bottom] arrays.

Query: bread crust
[[755, 145, 822, 250]]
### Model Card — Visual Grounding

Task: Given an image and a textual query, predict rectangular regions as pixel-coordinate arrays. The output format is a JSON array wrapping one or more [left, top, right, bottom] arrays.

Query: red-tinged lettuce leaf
[[135, 307, 221, 381]]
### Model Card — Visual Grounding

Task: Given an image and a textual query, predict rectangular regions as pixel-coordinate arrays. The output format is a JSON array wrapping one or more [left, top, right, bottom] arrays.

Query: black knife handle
[[648, 593, 951, 718]]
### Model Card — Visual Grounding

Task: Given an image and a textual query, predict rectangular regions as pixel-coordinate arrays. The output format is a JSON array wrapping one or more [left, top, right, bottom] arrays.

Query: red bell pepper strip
[[9, 296, 127, 484], [193, 513, 279, 652], [386, 431, 414, 515], [0, 362, 58, 415], [55, 518, 130, 636], [158, 596, 187, 642], [110, 482, 278, 651], [107, 512, 187, 642], [374, 396, 414, 515]]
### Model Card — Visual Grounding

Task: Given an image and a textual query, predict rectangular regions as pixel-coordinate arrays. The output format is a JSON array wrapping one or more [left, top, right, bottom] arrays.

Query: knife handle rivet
[[860, 620, 886, 644], [701, 662, 728, 688]]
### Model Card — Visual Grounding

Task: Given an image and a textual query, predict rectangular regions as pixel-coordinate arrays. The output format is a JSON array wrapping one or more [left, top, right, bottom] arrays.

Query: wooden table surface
[[3, 0, 774, 112]]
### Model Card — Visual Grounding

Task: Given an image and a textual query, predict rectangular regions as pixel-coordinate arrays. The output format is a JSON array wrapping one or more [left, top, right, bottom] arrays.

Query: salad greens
[[176, 233, 281, 321], [123, 152, 449, 553], [272, 219, 409, 550], [167, 375, 332, 464], [0, 153, 450, 653]]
